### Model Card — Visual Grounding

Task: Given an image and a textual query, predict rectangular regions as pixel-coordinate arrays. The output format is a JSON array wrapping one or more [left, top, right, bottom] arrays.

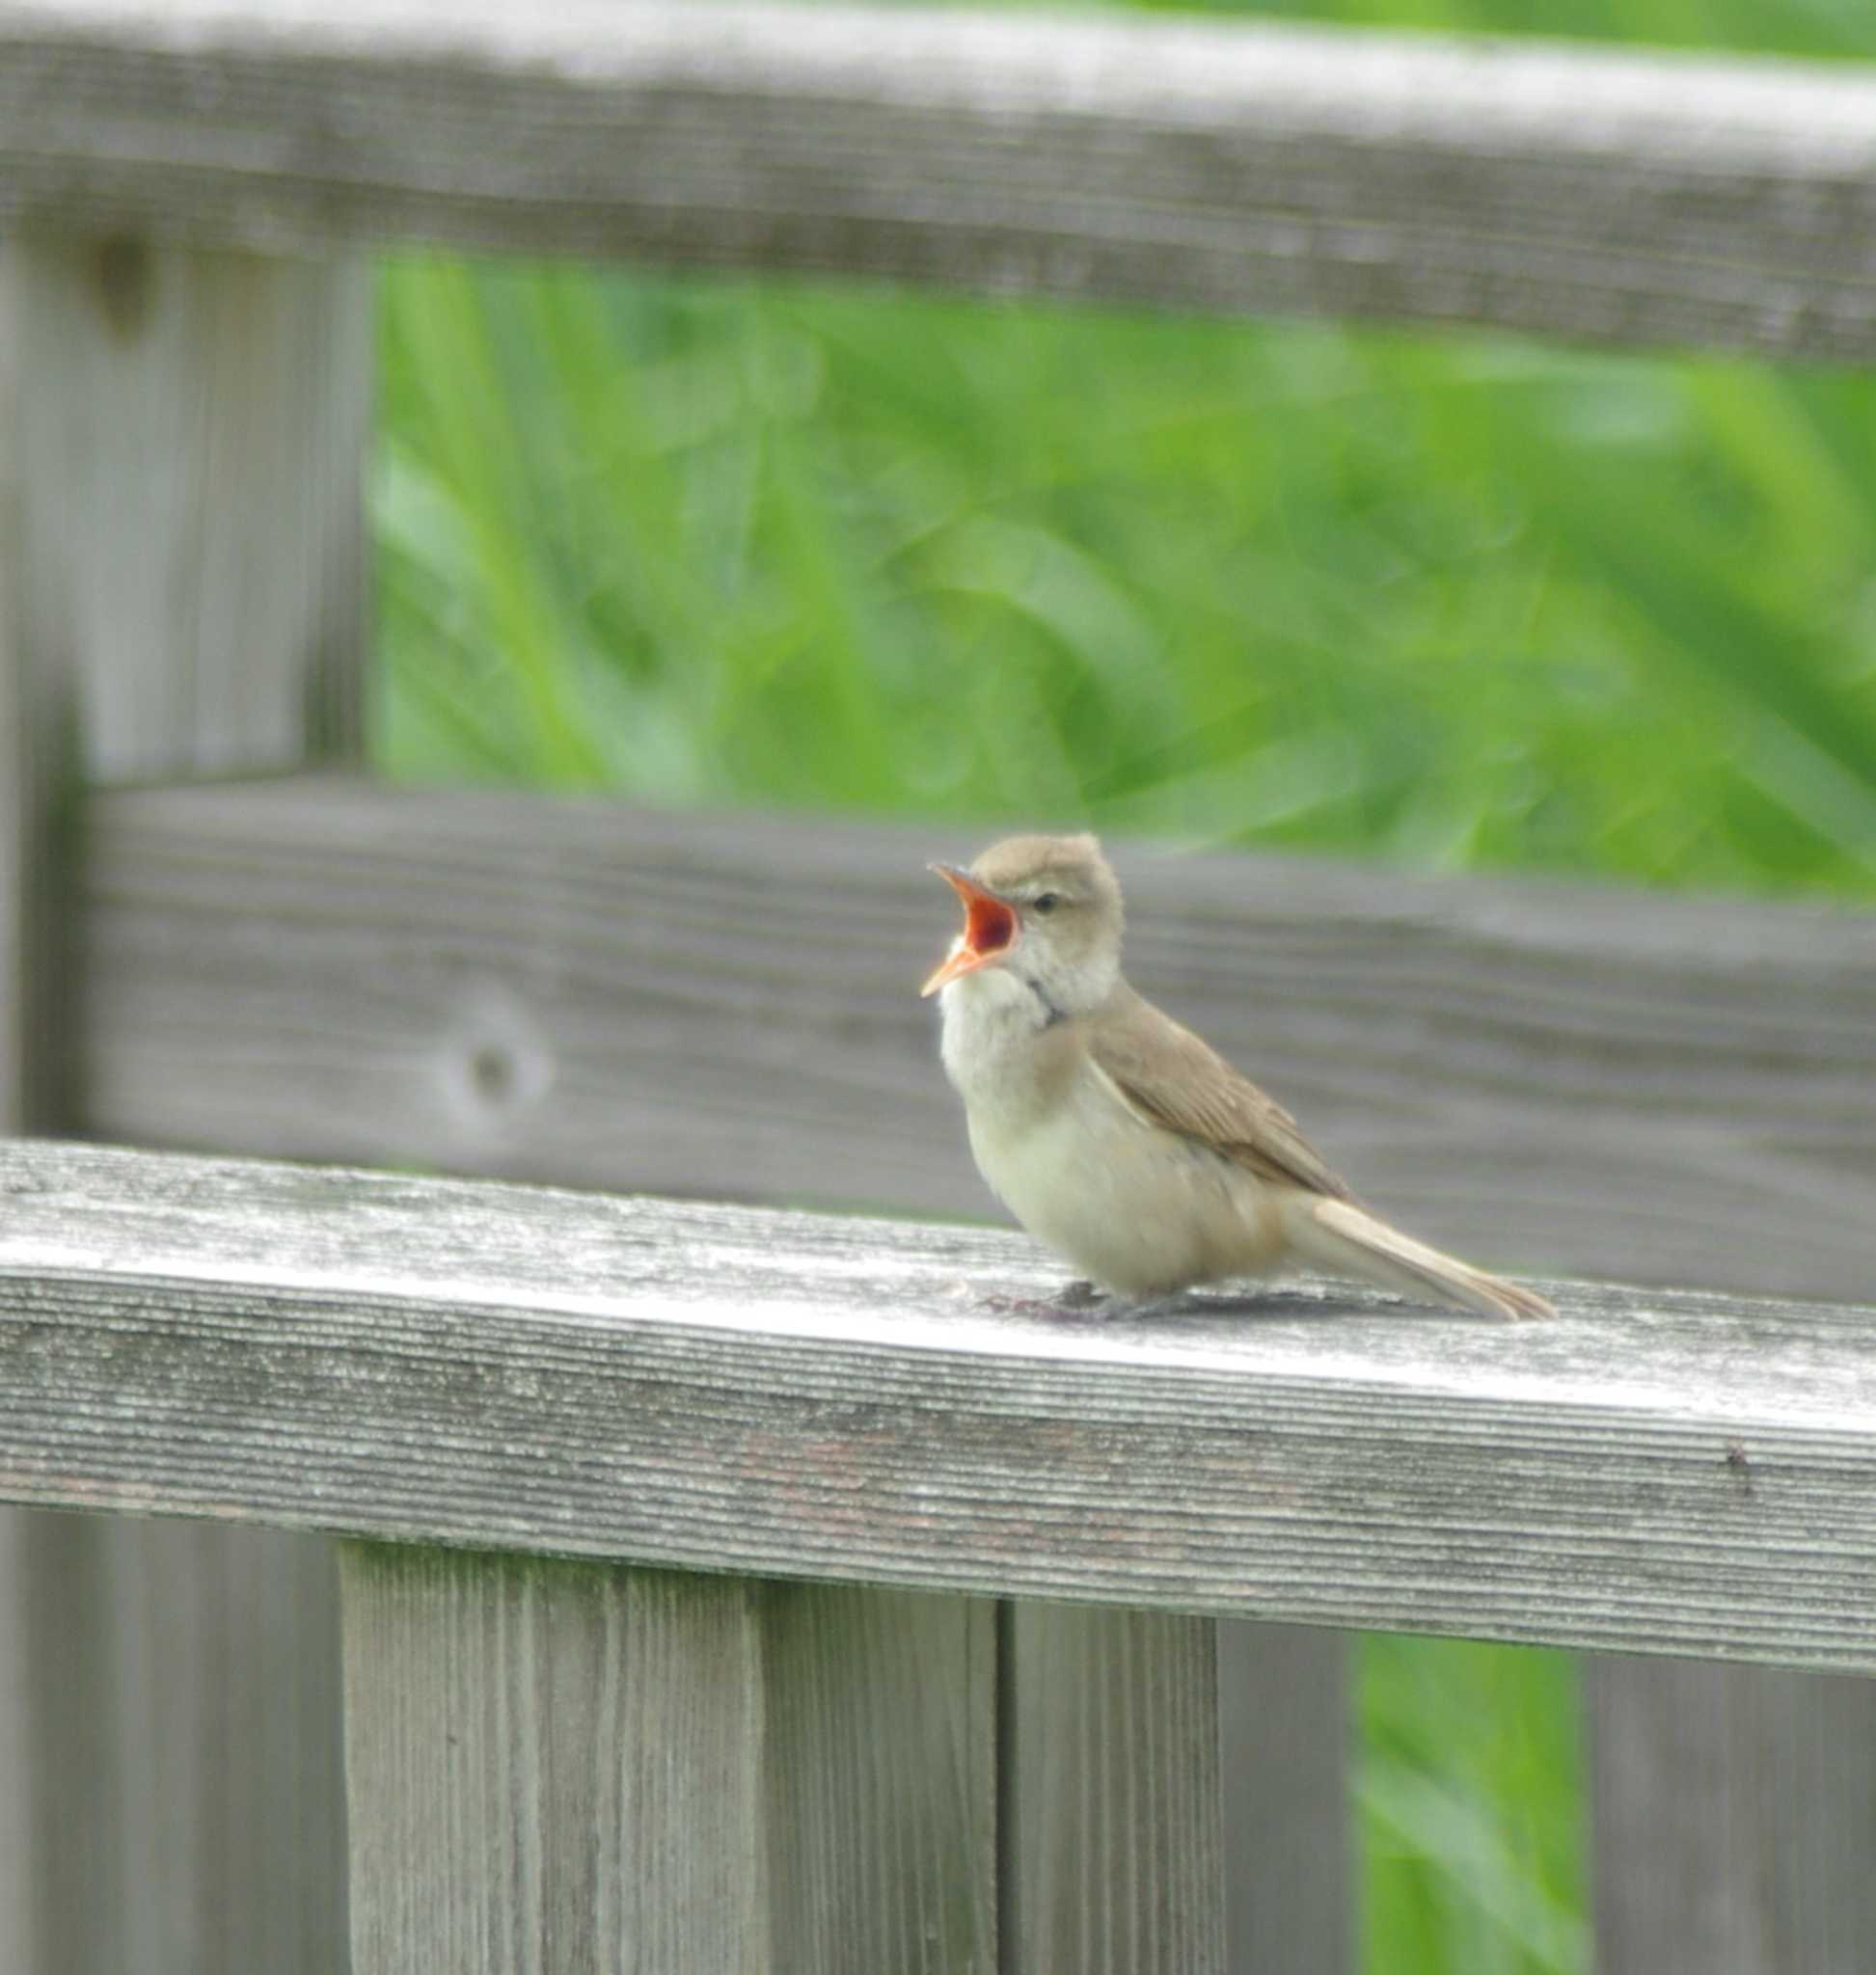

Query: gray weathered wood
[[79, 776, 1876, 1304], [1007, 1606, 1223, 1973], [0, 1509, 27, 1975], [343, 1546, 995, 1975], [0, 239, 41, 1975], [0, 243, 72, 1140], [10, 236, 367, 776], [0, 238, 368, 1975], [1590, 1657, 1876, 1973], [0, 1138, 1870, 1670], [758, 1581, 995, 1974], [1219, 1621, 1349, 1975], [344, 1545, 770, 1975], [5, 1, 1876, 357], [25, 1509, 347, 1975]]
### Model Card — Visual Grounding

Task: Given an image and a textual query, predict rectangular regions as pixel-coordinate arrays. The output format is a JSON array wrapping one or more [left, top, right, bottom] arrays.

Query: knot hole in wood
[[471, 1043, 513, 1102], [439, 983, 553, 1132]]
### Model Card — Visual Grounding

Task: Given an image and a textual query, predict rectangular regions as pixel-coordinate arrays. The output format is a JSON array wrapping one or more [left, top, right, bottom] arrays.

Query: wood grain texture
[[1218, 1622, 1349, 1975], [4, 3, 1876, 357], [0, 1508, 26, 1975], [10, 237, 367, 776], [0, 240, 368, 1975], [80, 776, 1876, 1305], [0, 1137, 1870, 1670], [0, 244, 64, 1143], [343, 1546, 771, 1975], [26, 1510, 347, 1975], [1589, 1657, 1876, 1973], [758, 1582, 995, 1975], [1006, 1605, 1223, 1973], [0, 241, 41, 1975], [343, 1547, 994, 1975]]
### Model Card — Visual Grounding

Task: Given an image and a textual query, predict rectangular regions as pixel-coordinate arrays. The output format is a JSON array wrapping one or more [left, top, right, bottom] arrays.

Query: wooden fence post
[[1006, 1606, 1226, 1973], [0, 235, 368, 1972], [0, 1514, 28, 1975], [1220, 1622, 1348, 1973], [0, 239, 35, 1975], [1591, 1659, 1876, 1973], [341, 1547, 998, 1974]]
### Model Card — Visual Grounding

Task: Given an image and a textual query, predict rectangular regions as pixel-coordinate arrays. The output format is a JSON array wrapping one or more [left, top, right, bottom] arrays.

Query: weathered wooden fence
[[1, 3, 1873, 1970]]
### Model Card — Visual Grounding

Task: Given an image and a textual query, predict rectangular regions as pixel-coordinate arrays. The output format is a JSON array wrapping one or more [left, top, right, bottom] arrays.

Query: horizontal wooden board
[[5, 2, 1876, 355], [0, 1138, 1872, 1669], [79, 776, 1876, 1304]]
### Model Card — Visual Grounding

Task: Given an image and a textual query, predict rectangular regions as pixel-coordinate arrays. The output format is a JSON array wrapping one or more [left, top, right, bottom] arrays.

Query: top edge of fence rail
[[0, 1138, 1874, 1667], [2, 0, 1874, 135], [1, 1131, 1864, 1417]]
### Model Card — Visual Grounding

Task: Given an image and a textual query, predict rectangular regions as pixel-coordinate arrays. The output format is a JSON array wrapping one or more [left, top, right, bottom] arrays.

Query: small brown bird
[[923, 832, 1555, 1321]]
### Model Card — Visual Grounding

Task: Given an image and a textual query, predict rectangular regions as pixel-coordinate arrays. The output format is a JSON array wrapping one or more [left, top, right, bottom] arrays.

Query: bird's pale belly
[[966, 1082, 1284, 1298]]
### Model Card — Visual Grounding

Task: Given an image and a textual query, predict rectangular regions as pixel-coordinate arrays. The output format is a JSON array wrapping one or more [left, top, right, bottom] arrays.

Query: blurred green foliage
[[378, 271, 1876, 895], [1363, 1637, 1583, 1973], [373, 4, 1876, 1970]]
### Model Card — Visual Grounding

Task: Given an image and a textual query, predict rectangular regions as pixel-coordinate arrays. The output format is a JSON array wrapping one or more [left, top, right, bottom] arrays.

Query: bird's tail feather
[[1285, 1197, 1556, 1321]]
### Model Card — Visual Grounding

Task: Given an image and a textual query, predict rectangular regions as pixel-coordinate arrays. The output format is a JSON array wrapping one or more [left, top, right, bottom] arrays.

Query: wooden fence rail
[[3, 1137, 1871, 1665], [6, 0, 1876, 360], [4, 0, 1876, 1970]]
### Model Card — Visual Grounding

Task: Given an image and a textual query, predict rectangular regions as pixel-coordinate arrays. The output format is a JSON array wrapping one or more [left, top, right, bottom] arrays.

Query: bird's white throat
[[937, 965, 1053, 1101]]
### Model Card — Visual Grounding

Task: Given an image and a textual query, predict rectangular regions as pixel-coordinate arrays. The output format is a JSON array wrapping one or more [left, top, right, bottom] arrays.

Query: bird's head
[[921, 832, 1124, 1017]]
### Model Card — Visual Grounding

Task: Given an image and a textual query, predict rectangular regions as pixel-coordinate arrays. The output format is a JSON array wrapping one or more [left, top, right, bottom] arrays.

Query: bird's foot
[[981, 1280, 1116, 1320]]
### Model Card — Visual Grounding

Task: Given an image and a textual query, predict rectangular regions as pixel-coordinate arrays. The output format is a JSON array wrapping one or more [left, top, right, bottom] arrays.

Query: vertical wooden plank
[[1591, 1658, 1876, 1974], [1219, 1623, 1349, 1974], [0, 1509, 29, 1975], [342, 1547, 771, 1975], [759, 1582, 997, 1974], [342, 1550, 997, 1975], [25, 1512, 348, 1973], [0, 233, 369, 1974], [1006, 1604, 1225, 1974], [13, 236, 367, 776], [0, 244, 29, 1132], [0, 235, 37, 1975]]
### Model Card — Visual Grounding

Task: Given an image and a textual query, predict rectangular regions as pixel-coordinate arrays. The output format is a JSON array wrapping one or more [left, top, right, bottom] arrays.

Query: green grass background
[[372, 2, 1876, 1968]]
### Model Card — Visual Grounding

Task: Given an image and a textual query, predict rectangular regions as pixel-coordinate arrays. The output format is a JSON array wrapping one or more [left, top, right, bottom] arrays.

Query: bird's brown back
[[1086, 982, 1357, 1202]]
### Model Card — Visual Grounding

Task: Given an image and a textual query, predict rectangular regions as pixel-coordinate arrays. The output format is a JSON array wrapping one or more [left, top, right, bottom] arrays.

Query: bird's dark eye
[[1032, 892, 1060, 914]]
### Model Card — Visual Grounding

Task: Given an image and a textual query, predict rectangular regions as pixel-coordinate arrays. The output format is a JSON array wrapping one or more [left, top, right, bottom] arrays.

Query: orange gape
[[921, 864, 1018, 995]]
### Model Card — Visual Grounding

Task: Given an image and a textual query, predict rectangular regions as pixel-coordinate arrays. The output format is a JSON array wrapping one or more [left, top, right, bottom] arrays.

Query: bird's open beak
[[921, 864, 1019, 996]]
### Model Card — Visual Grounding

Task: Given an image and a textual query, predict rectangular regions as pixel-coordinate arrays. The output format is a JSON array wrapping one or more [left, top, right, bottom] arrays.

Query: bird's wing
[[1088, 988, 1357, 1202]]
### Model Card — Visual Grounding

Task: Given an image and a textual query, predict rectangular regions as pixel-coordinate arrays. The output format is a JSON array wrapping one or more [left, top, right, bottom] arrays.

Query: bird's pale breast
[[941, 970, 1282, 1296]]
